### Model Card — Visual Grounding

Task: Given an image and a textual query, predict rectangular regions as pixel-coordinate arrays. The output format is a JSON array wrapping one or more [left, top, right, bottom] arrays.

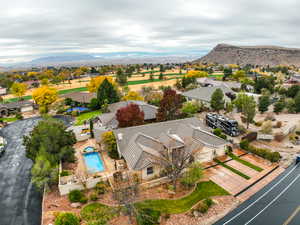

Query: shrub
[[213, 128, 222, 136], [240, 141, 281, 162], [295, 130, 300, 135], [80, 196, 88, 204], [15, 112, 23, 120], [180, 163, 203, 188], [275, 121, 282, 128], [60, 170, 70, 177], [102, 131, 119, 159], [55, 212, 80, 225], [136, 208, 161, 225], [204, 198, 214, 207], [68, 190, 85, 203], [90, 193, 98, 201], [95, 181, 107, 195], [198, 203, 209, 213], [254, 121, 263, 127]]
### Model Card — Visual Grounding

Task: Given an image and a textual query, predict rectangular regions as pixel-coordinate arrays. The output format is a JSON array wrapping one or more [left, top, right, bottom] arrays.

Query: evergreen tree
[[210, 88, 225, 112], [159, 72, 163, 80], [116, 68, 127, 86], [294, 91, 300, 113], [274, 99, 285, 113], [97, 78, 119, 107], [258, 95, 270, 113]]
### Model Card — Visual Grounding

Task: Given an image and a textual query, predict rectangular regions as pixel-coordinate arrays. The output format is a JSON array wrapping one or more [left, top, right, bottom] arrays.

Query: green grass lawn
[[228, 153, 263, 172], [214, 159, 250, 180], [75, 110, 101, 125], [81, 202, 118, 224], [0, 117, 18, 123], [135, 181, 229, 214]]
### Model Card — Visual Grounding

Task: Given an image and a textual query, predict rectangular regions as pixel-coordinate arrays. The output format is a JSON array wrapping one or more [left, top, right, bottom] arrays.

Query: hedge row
[[240, 140, 281, 163]]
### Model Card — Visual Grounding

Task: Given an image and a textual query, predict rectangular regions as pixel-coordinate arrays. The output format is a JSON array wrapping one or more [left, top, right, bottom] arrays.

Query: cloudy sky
[[1, 0, 300, 64]]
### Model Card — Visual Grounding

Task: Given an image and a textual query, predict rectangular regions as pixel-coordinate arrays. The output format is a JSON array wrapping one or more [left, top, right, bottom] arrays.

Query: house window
[[147, 167, 154, 175]]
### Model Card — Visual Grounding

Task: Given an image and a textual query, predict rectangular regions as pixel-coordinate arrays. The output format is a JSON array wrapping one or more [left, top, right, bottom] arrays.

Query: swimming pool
[[66, 107, 89, 113], [83, 152, 105, 173], [84, 146, 95, 153]]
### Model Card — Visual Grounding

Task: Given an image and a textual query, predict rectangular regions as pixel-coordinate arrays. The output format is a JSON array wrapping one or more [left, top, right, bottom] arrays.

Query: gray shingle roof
[[98, 101, 158, 129], [61, 92, 96, 103], [0, 100, 34, 109], [182, 85, 234, 102], [113, 117, 228, 170]]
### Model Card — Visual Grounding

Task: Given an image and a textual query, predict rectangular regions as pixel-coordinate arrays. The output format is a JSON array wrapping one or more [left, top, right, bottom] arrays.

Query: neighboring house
[[97, 101, 158, 129], [288, 74, 300, 83], [196, 78, 253, 92], [61, 92, 96, 104], [113, 117, 228, 180], [182, 84, 235, 107], [23, 80, 40, 89], [0, 100, 35, 116]]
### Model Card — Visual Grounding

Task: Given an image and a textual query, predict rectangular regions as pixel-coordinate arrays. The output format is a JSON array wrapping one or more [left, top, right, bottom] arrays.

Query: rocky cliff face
[[195, 44, 300, 66]]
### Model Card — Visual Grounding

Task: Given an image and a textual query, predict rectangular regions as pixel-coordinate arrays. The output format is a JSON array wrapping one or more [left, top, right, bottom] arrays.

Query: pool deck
[[74, 139, 115, 178]]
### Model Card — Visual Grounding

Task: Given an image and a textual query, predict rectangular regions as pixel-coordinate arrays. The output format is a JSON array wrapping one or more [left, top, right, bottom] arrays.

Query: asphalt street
[[214, 163, 300, 225], [0, 118, 42, 225]]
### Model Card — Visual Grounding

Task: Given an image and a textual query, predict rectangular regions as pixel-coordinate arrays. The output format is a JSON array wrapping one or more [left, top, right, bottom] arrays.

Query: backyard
[[74, 110, 101, 125]]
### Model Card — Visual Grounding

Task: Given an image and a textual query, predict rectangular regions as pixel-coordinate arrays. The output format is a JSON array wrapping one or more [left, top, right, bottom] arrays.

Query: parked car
[[296, 155, 300, 164]]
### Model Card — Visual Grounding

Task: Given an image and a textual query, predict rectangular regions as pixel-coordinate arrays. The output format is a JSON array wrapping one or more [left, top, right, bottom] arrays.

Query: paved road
[[214, 163, 300, 225], [0, 118, 42, 225]]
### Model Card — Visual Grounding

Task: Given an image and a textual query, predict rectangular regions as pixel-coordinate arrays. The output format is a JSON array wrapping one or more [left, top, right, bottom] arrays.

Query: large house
[[182, 84, 235, 107], [113, 117, 228, 180], [97, 100, 158, 129], [0, 100, 35, 117]]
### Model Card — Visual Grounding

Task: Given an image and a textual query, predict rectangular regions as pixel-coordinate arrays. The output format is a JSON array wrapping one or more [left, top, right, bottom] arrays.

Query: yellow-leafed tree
[[87, 76, 115, 92], [32, 86, 58, 113], [122, 91, 144, 101], [11, 82, 28, 100], [186, 70, 208, 78]]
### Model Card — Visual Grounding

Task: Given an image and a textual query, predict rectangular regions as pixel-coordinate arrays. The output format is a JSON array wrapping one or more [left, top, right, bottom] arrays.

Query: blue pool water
[[66, 107, 89, 113], [84, 146, 95, 152], [83, 152, 104, 173]]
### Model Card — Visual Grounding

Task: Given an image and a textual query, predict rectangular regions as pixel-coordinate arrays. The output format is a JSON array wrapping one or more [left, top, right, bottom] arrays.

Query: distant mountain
[[3, 52, 197, 68], [195, 43, 300, 66], [30, 54, 96, 63]]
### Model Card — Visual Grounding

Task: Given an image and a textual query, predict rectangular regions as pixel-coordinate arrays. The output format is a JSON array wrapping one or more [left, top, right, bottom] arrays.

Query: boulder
[[70, 202, 82, 208]]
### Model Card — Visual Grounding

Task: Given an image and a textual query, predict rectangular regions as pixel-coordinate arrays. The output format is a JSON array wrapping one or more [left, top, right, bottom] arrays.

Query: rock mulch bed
[[164, 196, 239, 225]]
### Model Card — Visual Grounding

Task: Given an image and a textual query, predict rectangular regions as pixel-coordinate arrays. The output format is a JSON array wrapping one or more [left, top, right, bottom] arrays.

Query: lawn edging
[[228, 152, 263, 172], [214, 158, 250, 180]]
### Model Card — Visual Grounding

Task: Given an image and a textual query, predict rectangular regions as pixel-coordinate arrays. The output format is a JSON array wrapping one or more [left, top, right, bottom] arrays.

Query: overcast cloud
[[1, 0, 300, 63]]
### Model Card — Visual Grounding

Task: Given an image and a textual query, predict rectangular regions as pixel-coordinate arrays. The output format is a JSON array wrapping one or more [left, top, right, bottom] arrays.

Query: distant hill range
[[195, 44, 300, 66]]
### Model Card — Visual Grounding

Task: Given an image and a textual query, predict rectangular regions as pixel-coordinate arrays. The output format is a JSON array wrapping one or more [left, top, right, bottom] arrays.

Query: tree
[[11, 82, 27, 100], [181, 76, 196, 89], [234, 93, 256, 128], [87, 76, 114, 92], [32, 86, 58, 113], [210, 88, 225, 112], [156, 89, 184, 121], [122, 91, 144, 101], [23, 117, 76, 164], [31, 153, 58, 190], [180, 163, 203, 188], [274, 99, 285, 113], [181, 101, 201, 116], [116, 103, 144, 128], [286, 85, 300, 98], [258, 95, 270, 113], [286, 98, 296, 113], [254, 77, 275, 94], [159, 72, 163, 80], [294, 91, 300, 113], [150, 138, 197, 191], [223, 68, 232, 80], [102, 131, 119, 159], [144, 91, 163, 106], [116, 68, 127, 86], [232, 70, 246, 81], [186, 70, 208, 78], [97, 78, 119, 107]]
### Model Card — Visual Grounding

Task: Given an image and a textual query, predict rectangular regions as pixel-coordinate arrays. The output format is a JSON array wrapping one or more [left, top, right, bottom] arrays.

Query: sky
[[1, 0, 300, 64]]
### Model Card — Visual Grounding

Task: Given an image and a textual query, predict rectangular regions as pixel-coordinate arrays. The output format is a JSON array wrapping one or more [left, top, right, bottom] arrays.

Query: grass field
[[0, 117, 18, 123], [135, 181, 229, 214], [75, 110, 101, 125]]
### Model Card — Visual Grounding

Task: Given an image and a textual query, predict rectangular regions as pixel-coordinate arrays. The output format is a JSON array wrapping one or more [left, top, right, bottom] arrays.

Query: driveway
[[0, 118, 42, 225]]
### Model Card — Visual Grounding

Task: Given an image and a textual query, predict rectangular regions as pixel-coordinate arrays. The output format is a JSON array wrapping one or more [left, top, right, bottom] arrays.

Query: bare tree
[[150, 137, 199, 192], [112, 171, 140, 224]]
